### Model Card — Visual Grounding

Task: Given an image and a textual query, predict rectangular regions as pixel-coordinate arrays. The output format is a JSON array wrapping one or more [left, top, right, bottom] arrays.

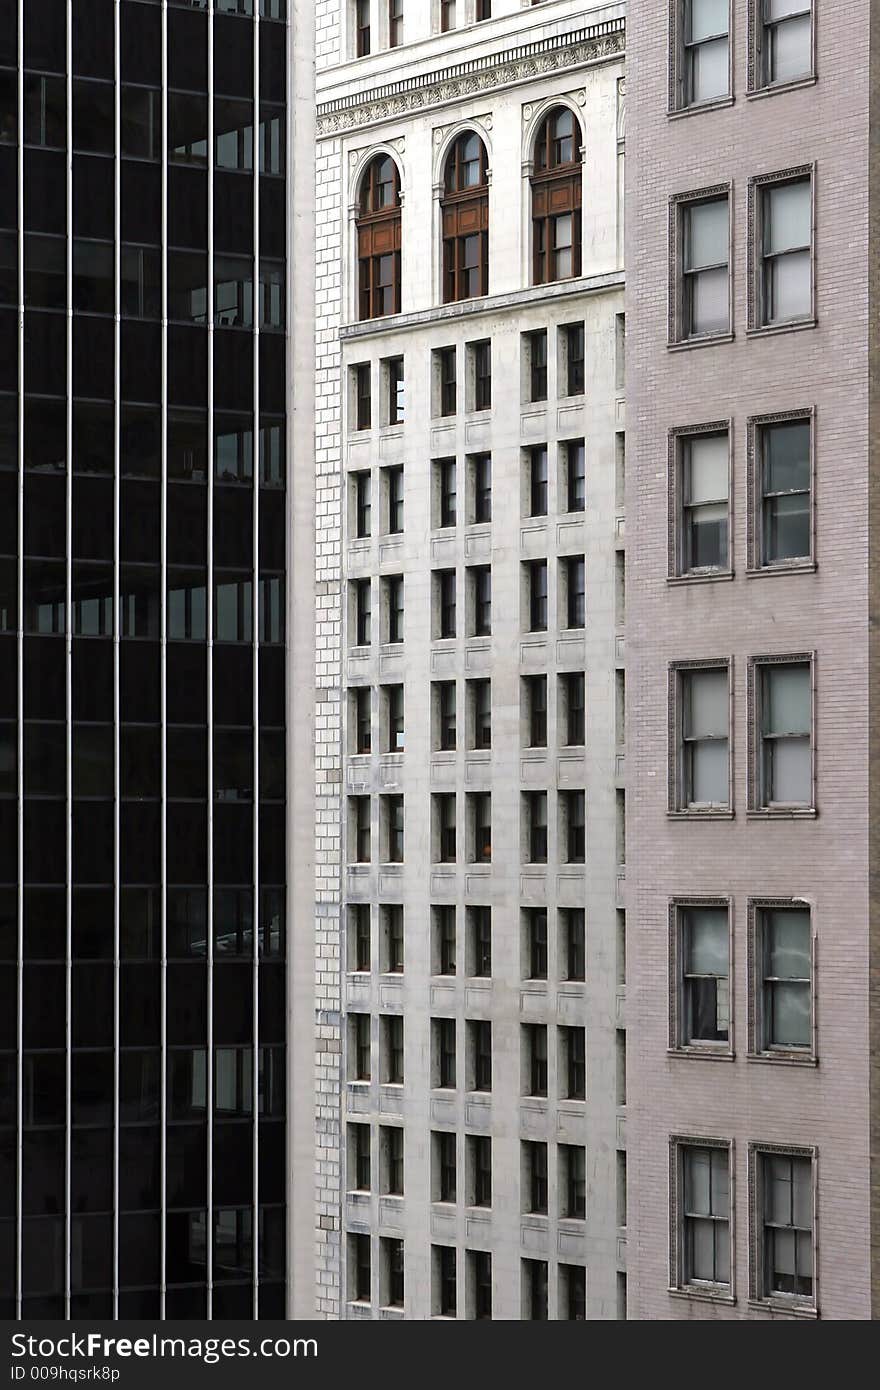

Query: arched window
[[531, 107, 582, 285], [357, 154, 402, 320], [441, 132, 489, 304]]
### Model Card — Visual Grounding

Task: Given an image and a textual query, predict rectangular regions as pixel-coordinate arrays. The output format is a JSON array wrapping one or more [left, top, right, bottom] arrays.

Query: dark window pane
[[169, 326, 208, 407], [121, 887, 162, 961], [118, 1128, 160, 1210], [23, 636, 65, 719], [214, 169, 254, 254], [168, 482, 208, 564], [121, 480, 161, 564], [72, 0, 115, 79], [24, 473, 66, 558], [121, 404, 161, 476], [22, 889, 64, 960], [72, 476, 114, 560], [72, 1052, 113, 1126], [24, 75, 66, 151], [24, 234, 66, 310], [72, 886, 113, 961], [25, 0, 67, 75], [72, 724, 114, 798], [167, 964, 207, 1045], [70, 1132, 113, 1216], [121, 640, 160, 724], [168, 727, 208, 800], [72, 963, 114, 1046], [73, 800, 114, 884], [73, 637, 113, 722], [73, 155, 114, 240], [24, 311, 65, 396], [24, 802, 66, 885], [25, 150, 66, 234], [121, 2, 162, 86], [121, 321, 162, 403], [166, 803, 208, 885], [170, 92, 208, 166], [73, 80, 115, 156], [169, 5, 208, 92], [122, 160, 161, 245], [120, 963, 160, 1047], [121, 802, 161, 883], [166, 643, 206, 725], [73, 316, 114, 400], [214, 645, 253, 726]]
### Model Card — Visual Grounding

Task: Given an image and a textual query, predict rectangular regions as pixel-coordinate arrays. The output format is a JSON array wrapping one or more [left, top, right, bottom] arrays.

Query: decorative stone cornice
[[316, 18, 625, 138]]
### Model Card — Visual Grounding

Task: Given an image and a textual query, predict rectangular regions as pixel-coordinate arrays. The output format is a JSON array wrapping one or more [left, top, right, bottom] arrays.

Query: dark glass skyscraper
[[0, 0, 289, 1319]]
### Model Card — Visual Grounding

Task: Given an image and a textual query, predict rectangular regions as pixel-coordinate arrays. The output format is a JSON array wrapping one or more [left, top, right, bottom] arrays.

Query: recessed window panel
[[215, 256, 253, 329], [71, 563, 113, 637], [0, 232, 15, 306], [0, 475, 15, 555], [25, 0, 67, 75], [259, 647, 284, 727], [22, 963, 65, 1047], [121, 803, 161, 884], [215, 12, 254, 96], [214, 729, 254, 802], [169, 166, 209, 250], [259, 490, 285, 571], [0, 559, 15, 635], [72, 964, 114, 1047], [23, 888, 65, 961], [120, 963, 160, 1047], [73, 800, 114, 884], [258, 805, 284, 886], [214, 889, 253, 958], [260, 23, 286, 103], [73, 315, 115, 400], [214, 169, 254, 254], [24, 722, 66, 798], [259, 731, 285, 801], [0, 394, 16, 472], [215, 576, 253, 643], [118, 1127, 160, 1207], [214, 963, 254, 1045], [122, 160, 161, 245]]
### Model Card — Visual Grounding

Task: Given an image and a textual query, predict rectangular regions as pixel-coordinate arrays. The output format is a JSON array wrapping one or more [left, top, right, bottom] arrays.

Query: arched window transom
[[357, 155, 402, 320], [441, 132, 489, 304], [531, 107, 582, 285]]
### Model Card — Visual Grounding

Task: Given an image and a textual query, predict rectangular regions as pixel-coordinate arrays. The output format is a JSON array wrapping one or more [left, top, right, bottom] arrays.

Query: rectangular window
[[527, 446, 548, 517], [437, 457, 457, 528], [354, 578, 371, 646], [380, 1237, 404, 1310], [354, 363, 371, 430], [469, 678, 491, 750], [561, 1265, 586, 1320], [674, 902, 730, 1048], [674, 665, 730, 811], [467, 906, 491, 978], [672, 1140, 731, 1291], [435, 680, 457, 751], [383, 794, 404, 863], [351, 797, 371, 863], [524, 675, 547, 748], [754, 902, 812, 1054], [434, 1130, 457, 1202], [353, 686, 371, 754], [523, 1141, 548, 1215], [354, 470, 372, 539], [469, 1135, 492, 1208], [434, 793, 456, 864], [564, 556, 585, 629], [561, 671, 585, 746], [754, 659, 812, 808], [564, 323, 585, 395], [350, 1123, 371, 1192], [388, 0, 403, 48], [674, 429, 729, 574], [523, 1023, 548, 1097], [350, 1233, 371, 1303], [561, 1026, 586, 1100], [386, 465, 404, 535], [351, 1014, 371, 1081], [468, 1020, 492, 1093], [468, 793, 492, 864], [435, 1245, 456, 1317], [434, 1017, 456, 1089], [350, 903, 371, 972], [755, 416, 812, 567], [472, 453, 492, 524], [753, 1148, 814, 1304], [381, 904, 404, 974], [356, 0, 371, 56], [434, 905, 456, 976], [469, 566, 491, 637], [523, 908, 548, 981], [524, 791, 548, 864], [385, 356, 405, 425], [468, 1250, 492, 1320], [755, 174, 812, 327], [440, 0, 457, 34], [565, 440, 586, 513], [561, 908, 585, 982], [382, 1015, 404, 1085], [526, 560, 548, 632], [560, 1145, 586, 1220], [562, 790, 585, 864], [476, 0, 491, 20], [526, 330, 548, 403], [677, 0, 730, 107], [755, 0, 813, 88], [384, 575, 404, 644], [437, 569, 456, 638], [385, 683, 404, 752], [676, 194, 730, 340], [436, 346, 457, 416], [471, 340, 491, 411], [381, 1126, 404, 1196]]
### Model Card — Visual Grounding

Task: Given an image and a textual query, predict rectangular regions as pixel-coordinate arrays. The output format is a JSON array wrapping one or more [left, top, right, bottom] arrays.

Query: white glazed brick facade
[[314, 0, 626, 1319]]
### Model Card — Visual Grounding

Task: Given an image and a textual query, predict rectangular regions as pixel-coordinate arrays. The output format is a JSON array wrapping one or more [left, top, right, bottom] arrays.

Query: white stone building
[[310, 0, 626, 1319]]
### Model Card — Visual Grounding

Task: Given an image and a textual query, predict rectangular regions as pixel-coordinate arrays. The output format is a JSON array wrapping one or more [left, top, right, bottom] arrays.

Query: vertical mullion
[[113, 0, 122, 1322], [64, 0, 73, 1321], [14, 0, 24, 1323], [160, 0, 169, 1322], [207, 0, 215, 1321], [252, 4, 261, 1321]]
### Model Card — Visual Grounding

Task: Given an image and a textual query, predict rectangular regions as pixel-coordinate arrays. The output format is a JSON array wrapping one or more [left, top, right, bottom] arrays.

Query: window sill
[[746, 807, 817, 820], [667, 570, 734, 587], [667, 810, 734, 821], [668, 333, 735, 353], [747, 75, 817, 101], [745, 561, 816, 578], [667, 1046, 735, 1063], [746, 318, 817, 340], [668, 1286, 735, 1306], [667, 95, 735, 121], [747, 1051, 817, 1068], [748, 1297, 818, 1319]]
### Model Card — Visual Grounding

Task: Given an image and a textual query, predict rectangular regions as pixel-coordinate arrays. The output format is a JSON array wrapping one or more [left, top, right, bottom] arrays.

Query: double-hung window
[[754, 173, 813, 327], [754, 416, 812, 567], [678, 194, 730, 340], [673, 1141, 731, 1292], [753, 658, 813, 809], [679, 1, 730, 107], [753, 902, 812, 1055], [675, 665, 729, 811], [755, 1, 813, 88], [752, 1148, 815, 1305], [674, 902, 730, 1048], [675, 429, 729, 574]]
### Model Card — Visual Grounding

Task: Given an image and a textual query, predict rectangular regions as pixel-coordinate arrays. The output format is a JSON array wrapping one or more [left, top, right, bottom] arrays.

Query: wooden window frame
[[442, 134, 489, 304], [357, 155, 402, 321], [531, 108, 583, 286]]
